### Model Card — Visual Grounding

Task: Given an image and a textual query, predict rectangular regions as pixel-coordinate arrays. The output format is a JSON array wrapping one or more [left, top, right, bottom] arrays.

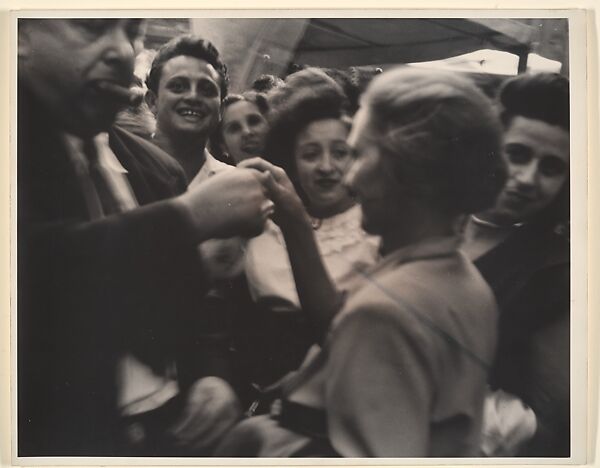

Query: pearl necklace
[[470, 214, 525, 229]]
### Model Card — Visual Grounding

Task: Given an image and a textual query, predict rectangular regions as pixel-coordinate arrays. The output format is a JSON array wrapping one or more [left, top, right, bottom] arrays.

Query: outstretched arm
[[239, 158, 344, 342]]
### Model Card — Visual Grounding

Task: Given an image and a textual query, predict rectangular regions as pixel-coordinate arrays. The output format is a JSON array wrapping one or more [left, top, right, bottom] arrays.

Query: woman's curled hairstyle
[[264, 74, 350, 204], [361, 67, 506, 216]]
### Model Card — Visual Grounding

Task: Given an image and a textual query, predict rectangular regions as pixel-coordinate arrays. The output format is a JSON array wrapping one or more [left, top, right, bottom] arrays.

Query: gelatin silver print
[[12, 12, 586, 463]]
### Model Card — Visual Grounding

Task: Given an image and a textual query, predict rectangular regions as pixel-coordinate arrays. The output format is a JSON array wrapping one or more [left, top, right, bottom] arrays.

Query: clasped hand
[[238, 157, 310, 230]]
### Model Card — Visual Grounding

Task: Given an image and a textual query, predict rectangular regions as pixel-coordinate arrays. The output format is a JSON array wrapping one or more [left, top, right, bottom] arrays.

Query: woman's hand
[[238, 158, 309, 230]]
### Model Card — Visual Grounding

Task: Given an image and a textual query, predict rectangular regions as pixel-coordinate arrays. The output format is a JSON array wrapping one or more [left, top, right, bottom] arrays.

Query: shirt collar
[[62, 132, 128, 174], [375, 235, 462, 273], [190, 149, 232, 187]]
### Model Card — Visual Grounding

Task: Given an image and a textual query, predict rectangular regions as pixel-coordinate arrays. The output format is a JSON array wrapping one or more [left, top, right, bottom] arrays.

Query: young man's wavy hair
[[497, 72, 570, 226], [146, 34, 229, 100]]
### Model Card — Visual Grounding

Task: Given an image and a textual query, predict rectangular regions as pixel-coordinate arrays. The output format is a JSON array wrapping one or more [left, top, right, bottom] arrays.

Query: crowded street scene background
[[16, 17, 571, 458]]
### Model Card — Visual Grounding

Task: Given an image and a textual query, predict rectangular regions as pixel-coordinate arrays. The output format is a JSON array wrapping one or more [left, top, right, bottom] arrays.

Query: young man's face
[[150, 55, 222, 141], [491, 116, 569, 224], [19, 19, 142, 137]]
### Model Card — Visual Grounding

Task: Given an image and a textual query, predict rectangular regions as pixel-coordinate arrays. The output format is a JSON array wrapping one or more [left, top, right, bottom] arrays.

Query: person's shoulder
[[109, 125, 186, 181], [338, 267, 427, 332], [341, 253, 494, 331]]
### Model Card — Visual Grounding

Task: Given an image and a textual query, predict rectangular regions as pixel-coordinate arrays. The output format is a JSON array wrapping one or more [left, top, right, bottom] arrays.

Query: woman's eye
[[539, 156, 567, 177], [248, 115, 264, 127], [225, 123, 241, 134], [299, 150, 319, 161], [332, 145, 350, 159]]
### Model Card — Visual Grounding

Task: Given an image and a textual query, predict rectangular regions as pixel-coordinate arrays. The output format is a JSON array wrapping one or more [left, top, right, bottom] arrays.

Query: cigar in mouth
[[95, 81, 145, 106]]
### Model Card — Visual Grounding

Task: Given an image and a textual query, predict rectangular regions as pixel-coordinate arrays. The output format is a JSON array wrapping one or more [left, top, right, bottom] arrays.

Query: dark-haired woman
[[215, 67, 506, 457], [245, 76, 378, 316], [233, 72, 379, 393], [463, 72, 570, 457]]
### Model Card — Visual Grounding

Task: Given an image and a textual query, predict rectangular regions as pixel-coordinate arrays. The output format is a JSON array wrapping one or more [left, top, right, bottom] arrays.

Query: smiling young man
[[17, 19, 271, 456], [146, 35, 231, 184]]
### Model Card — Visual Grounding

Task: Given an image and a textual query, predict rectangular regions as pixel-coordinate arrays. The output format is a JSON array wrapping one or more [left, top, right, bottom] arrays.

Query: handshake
[[174, 158, 306, 243]]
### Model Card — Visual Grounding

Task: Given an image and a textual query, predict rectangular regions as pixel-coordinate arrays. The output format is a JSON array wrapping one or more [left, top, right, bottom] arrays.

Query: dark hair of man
[[146, 34, 229, 99], [498, 72, 570, 226], [499, 72, 569, 131], [264, 76, 350, 207], [361, 67, 506, 217]]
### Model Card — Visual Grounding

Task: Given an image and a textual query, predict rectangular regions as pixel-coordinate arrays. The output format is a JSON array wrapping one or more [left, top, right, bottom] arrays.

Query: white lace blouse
[[244, 204, 380, 312]]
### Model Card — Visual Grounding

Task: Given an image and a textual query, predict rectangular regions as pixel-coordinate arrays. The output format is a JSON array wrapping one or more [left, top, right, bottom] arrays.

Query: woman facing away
[[230, 70, 380, 399], [463, 73, 570, 457], [214, 67, 507, 457]]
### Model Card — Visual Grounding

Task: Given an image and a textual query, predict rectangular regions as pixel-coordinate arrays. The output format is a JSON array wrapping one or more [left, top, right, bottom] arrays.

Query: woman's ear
[[145, 89, 158, 116]]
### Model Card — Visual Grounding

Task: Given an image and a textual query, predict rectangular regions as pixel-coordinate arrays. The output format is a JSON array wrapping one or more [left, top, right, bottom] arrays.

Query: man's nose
[[514, 160, 538, 187], [102, 26, 135, 70], [184, 86, 201, 101]]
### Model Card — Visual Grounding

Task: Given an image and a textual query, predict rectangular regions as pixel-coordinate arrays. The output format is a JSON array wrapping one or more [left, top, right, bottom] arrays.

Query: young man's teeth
[[181, 110, 202, 116]]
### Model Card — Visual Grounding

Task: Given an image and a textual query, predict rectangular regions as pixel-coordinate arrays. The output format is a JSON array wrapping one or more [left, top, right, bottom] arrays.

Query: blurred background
[[141, 18, 568, 94]]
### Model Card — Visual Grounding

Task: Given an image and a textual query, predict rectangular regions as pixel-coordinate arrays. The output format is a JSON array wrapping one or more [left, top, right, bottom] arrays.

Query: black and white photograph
[[9, 10, 588, 463]]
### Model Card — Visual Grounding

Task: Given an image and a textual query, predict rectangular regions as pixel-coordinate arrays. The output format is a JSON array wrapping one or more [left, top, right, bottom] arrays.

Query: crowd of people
[[17, 19, 570, 458]]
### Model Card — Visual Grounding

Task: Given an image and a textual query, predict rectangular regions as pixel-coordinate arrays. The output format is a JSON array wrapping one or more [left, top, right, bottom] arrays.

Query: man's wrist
[[172, 193, 216, 244]]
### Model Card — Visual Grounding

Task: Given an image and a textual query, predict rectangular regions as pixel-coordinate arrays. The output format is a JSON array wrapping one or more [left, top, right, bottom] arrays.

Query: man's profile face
[[19, 19, 143, 137]]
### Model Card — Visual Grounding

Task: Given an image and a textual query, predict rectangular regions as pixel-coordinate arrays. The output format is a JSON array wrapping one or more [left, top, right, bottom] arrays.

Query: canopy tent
[[180, 18, 567, 92], [291, 19, 536, 70]]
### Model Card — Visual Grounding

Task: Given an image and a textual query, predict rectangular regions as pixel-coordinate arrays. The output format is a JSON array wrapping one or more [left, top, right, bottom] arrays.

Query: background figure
[[463, 72, 570, 457], [115, 49, 157, 139], [216, 91, 270, 164], [114, 75, 156, 139], [251, 73, 285, 93], [17, 19, 269, 455], [216, 67, 506, 457]]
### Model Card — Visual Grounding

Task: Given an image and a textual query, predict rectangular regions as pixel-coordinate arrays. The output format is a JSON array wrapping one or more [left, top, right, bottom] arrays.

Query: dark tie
[[83, 138, 123, 216]]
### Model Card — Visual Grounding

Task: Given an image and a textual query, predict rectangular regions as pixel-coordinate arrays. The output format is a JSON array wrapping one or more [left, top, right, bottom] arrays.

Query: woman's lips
[[241, 139, 262, 153]]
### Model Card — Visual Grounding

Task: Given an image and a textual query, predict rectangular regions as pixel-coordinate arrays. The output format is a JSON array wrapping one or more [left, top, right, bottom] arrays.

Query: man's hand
[[238, 158, 309, 230], [176, 168, 271, 241]]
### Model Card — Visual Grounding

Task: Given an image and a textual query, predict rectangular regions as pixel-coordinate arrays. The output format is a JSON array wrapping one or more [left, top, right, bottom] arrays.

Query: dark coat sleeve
[[17, 119, 208, 455]]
